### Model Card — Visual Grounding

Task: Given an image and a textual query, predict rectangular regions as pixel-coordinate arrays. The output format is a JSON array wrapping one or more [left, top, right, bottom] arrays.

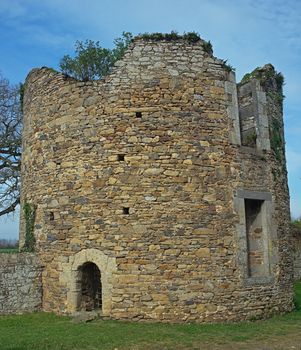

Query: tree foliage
[[0, 72, 22, 216], [59, 32, 133, 81], [293, 218, 301, 231]]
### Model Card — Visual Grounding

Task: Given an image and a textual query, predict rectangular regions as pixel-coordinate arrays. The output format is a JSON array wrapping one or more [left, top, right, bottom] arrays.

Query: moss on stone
[[135, 32, 214, 56], [241, 64, 284, 92], [136, 31, 200, 42]]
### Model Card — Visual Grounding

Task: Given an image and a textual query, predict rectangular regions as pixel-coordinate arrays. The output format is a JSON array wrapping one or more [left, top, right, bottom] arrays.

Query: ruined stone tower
[[20, 35, 293, 322]]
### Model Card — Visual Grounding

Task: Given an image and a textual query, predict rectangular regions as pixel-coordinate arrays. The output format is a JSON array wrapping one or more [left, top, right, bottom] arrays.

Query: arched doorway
[[78, 262, 102, 311], [63, 249, 116, 315]]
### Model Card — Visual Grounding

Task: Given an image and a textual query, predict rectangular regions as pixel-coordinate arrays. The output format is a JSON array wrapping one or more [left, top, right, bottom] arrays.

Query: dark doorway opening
[[79, 262, 102, 311]]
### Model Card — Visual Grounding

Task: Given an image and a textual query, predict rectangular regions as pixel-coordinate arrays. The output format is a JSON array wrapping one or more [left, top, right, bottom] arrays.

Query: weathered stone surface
[[292, 225, 301, 280], [0, 253, 42, 314], [18, 38, 293, 322]]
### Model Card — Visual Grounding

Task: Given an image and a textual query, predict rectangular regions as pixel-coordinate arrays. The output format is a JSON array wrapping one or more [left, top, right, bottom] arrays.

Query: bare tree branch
[[0, 197, 20, 216], [0, 72, 22, 216]]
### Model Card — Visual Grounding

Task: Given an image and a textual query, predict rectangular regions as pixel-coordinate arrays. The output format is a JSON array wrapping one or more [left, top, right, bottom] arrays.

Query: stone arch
[[63, 249, 116, 315]]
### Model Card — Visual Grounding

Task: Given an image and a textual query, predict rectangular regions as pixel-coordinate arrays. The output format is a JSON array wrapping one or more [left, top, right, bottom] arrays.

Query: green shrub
[[138, 31, 202, 43], [292, 219, 301, 231]]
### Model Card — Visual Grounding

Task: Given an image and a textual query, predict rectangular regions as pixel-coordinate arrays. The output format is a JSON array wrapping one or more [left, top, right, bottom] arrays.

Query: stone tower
[[20, 35, 293, 322]]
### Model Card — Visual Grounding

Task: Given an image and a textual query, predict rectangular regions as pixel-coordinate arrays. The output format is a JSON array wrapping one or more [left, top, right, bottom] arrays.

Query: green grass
[[294, 280, 301, 310], [0, 247, 18, 253], [1, 282, 301, 350]]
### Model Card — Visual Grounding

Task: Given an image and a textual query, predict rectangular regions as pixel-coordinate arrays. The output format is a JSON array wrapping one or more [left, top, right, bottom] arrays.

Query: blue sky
[[0, 0, 300, 238]]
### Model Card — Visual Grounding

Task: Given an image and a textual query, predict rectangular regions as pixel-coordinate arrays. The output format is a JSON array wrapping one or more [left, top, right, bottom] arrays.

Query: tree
[[293, 217, 301, 231], [59, 32, 133, 81], [0, 72, 22, 216], [0, 32, 132, 217]]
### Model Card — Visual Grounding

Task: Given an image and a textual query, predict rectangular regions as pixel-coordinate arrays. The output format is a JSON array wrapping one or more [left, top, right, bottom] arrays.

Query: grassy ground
[[0, 282, 301, 350], [0, 247, 19, 253]]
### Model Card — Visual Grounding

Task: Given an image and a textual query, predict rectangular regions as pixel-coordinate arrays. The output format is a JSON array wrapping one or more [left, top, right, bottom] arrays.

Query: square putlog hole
[[122, 207, 130, 215], [136, 112, 142, 118], [117, 154, 125, 161]]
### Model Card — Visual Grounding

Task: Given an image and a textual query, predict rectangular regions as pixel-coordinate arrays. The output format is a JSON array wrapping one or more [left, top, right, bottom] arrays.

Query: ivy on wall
[[22, 202, 36, 252], [270, 118, 283, 162]]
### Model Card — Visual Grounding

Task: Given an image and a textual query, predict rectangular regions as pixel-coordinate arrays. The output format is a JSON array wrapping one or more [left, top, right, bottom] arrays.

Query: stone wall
[[292, 225, 301, 280], [20, 37, 294, 322], [237, 79, 270, 150], [0, 253, 42, 314]]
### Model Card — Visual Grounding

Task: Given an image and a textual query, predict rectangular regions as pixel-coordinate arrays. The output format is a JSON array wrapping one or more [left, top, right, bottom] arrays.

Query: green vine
[[275, 72, 284, 90], [270, 118, 283, 162], [267, 91, 285, 107], [22, 202, 37, 252]]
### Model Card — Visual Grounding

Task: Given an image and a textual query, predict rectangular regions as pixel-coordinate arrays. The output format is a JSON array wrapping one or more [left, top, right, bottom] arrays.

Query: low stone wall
[[0, 253, 42, 314], [292, 225, 301, 280]]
